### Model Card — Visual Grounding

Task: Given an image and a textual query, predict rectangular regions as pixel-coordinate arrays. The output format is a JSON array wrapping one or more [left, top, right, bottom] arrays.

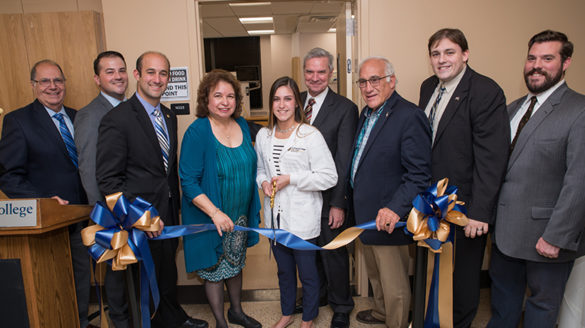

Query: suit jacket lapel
[[130, 95, 165, 170], [97, 93, 114, 111], [434, 68, 472, 146], [419, 78, 439, 110], [32, 100, 70, 160], [508, 83, 567, 168], [354, 94, 396, 173], [312, 88, 333, 127]]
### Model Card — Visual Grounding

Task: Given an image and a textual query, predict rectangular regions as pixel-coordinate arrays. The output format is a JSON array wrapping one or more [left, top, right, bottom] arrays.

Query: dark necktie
[[53, 113, 78, 167], [510, 96, 537, 152], [428, 85, 446, 135], [153, 108, 170, 173], [304, 98, 316, 122]]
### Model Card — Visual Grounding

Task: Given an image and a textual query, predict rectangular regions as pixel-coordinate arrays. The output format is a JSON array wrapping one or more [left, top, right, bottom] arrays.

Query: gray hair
[[303, 47, 334, 72], [358, 56, 396, 83]]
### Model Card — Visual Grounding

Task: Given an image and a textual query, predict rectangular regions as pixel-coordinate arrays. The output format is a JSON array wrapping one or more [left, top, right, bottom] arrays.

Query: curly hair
[[196, 69, 243, 118]]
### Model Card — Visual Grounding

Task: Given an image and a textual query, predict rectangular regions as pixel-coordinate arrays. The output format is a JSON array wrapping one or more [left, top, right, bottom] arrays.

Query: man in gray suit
[[75, 50, 129, 327], [488, 30, 585, 328]]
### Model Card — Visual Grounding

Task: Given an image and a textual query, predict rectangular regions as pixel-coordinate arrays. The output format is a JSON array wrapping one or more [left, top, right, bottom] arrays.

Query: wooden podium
[[0, 198, 92, 328]]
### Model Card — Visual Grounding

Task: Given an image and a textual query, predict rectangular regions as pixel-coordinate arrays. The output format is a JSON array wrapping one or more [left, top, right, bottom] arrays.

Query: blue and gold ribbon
[[81, 192, 161, 328], [406, 178, 469, 328]]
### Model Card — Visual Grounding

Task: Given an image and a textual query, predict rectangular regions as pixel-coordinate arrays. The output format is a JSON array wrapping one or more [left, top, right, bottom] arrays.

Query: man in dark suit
[[75, 50, 131, 327], [418, 28, 510, 328], [297, 47, 358, 328], [488, 30, 585, 328], [0, 60, 92, 327], [96, 51, 207, 328], [352, 57, 431, 328]]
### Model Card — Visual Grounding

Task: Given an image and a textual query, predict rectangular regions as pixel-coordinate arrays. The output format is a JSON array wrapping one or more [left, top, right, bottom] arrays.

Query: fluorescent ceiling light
[[328, 28, 336, 33], [229, 2, 271, 7], [239, 17, 273, 24], [248, 29, 274, 35]]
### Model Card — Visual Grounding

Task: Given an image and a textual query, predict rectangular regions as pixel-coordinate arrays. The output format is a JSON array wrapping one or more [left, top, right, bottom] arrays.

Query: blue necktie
[[53, 113, 78, 167], [153, 108, 170, 173]]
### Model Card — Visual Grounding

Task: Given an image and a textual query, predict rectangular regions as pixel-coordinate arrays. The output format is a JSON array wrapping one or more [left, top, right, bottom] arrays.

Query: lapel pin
[[386, 112, 389, 118], [455, 96, 460, 101], [166, 114, 170, 118]]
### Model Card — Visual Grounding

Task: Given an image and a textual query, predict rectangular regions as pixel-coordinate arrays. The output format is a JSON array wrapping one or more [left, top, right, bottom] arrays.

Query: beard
[[524, 67, 563, 94]]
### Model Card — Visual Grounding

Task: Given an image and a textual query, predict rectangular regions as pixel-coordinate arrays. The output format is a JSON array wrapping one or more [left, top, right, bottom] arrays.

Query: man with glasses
[[351, 57, 431, 328], [418, 28, 509, 328], [0, 59, 93, 327], [296, 47, 358, 328]]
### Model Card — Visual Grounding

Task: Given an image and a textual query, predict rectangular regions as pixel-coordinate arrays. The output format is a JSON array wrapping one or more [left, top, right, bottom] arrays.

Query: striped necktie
[[153, 108, 170, 173], [428, 85, 446, 135], [304, 98, 316, 122], [53, 113, 78, 167], [510, 96, 537, 152]]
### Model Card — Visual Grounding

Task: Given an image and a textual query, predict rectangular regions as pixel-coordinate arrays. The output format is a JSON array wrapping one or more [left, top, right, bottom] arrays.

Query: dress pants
[[150, 237, 189, 328], [272, 238, 320, 322], [105, 265, 130, 328], [453, 226, 487, 328], [317, 216, 354, 313], [488, 244, 573, 328], [69, 221, 91, 328], [362, 244, 411, 328]]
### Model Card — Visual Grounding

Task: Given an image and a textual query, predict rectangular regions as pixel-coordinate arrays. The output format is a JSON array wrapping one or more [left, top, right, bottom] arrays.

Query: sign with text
[[162, 67, 189, 101], [0, 199, 37, 227]]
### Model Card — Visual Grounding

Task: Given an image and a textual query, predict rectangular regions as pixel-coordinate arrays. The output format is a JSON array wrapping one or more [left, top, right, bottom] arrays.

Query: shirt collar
[[528, 79, 565, 106], [101, 91, 125, 107], [43, 104, 66, 117], [135, 92, 160, 115], [441, 65, 467, 93], [307, 87, 328, 105]]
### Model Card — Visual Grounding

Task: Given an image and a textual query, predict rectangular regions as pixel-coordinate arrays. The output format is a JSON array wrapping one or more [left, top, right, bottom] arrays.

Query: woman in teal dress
[[180, 69, 261, 328]]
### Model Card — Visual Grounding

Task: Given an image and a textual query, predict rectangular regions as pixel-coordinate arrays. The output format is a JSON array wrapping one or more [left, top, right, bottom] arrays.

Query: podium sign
[[0, 200, 37, 227]]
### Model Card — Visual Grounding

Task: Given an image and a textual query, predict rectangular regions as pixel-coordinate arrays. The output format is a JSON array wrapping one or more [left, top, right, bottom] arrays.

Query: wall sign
[[162, 67, 189, 101]]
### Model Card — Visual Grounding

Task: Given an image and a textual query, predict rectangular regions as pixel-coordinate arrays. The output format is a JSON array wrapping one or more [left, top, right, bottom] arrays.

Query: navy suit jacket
[[0, 99, 87, 204], [351, 92, 432, 245], [96, 94, 180, 225]]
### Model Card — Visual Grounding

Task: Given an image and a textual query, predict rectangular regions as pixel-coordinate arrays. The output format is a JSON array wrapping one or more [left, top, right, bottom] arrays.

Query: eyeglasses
[[356, 75, 391, 89], [32, 78, 66, 88]]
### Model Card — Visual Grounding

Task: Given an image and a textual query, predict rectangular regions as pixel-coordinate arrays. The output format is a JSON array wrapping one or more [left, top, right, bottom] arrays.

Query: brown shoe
[[356, 310, 385, 325]]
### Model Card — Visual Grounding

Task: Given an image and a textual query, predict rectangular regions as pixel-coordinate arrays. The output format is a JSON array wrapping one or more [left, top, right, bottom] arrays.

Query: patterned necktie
[[53, 113, 78, 167], [510, 96, 537, 152], [153, 108, 170, 173], [304, 98, 316, 122], [428, 85, 446, 135]]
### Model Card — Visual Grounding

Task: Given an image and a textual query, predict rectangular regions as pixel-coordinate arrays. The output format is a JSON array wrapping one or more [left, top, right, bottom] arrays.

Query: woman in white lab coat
[[255, 76, 337, 328]]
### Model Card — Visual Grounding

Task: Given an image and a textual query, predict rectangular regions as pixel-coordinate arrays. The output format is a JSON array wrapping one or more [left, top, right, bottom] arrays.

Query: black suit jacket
[[96, 94, 180, 225], [0, 99, 87, 204], [301, 88, 358, 217], [352, 92, 432, 245], [418, 67, 509, 223]]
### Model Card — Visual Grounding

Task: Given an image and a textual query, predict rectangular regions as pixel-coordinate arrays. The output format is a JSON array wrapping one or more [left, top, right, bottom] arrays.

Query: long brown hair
[[267, 76, 307, 129]]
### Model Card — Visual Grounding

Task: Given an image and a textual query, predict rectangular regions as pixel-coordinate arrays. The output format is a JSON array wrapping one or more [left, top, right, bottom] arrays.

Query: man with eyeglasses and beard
[[488, 30, 585, 328]]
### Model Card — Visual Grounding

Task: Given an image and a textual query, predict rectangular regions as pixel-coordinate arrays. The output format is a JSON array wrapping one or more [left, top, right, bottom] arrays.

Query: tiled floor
[[89, 234, 493, 327]]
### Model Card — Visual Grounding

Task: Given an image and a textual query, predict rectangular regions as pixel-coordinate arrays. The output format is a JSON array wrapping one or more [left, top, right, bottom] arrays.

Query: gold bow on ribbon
[[407, 178, 469, 253], [81, 192, 161, 270]]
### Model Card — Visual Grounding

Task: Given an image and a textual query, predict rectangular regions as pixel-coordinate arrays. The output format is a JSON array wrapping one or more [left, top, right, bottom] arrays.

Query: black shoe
[[180, 317, 209, 328], [227, 309, 262, 328], [356, 310, 384, 325], [330, 312, 349, 328]]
